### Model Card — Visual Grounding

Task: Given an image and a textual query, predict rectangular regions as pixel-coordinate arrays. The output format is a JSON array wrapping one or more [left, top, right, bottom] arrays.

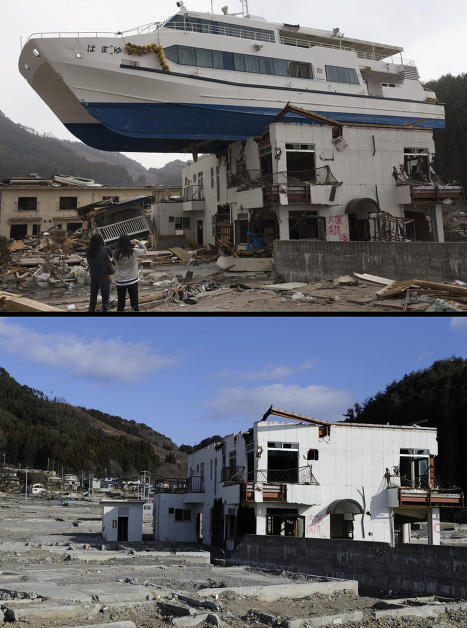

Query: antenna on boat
[[241, 0, 249, 17]]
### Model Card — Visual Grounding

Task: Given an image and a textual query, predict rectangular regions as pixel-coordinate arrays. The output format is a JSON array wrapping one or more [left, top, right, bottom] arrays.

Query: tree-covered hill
[[344, 357, 467, 497], [425, 73, 467, 190], [0, 368, 186, 478], [0, 111, 187, 186]]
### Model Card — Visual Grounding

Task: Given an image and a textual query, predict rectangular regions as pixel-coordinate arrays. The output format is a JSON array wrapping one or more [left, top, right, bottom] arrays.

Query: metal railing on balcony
[[221, 466, 245, 484], [256, 466, 319, 485], [97, 215, 151, 243], [154, 476, 204, 493], [228, 166, 339, 191], [183, 185, 205, 202]]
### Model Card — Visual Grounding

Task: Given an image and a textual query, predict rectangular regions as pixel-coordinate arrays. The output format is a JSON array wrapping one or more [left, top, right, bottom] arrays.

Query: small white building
[[101, 500, 146, 543], [153, 407, 463, 549]]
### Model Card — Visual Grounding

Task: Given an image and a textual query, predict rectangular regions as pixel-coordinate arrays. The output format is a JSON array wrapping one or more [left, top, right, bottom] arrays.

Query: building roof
[[259, 406, 436, 431]]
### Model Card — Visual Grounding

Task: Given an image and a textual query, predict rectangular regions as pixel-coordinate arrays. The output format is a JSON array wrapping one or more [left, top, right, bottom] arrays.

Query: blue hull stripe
[[82, 102, 445, 145]]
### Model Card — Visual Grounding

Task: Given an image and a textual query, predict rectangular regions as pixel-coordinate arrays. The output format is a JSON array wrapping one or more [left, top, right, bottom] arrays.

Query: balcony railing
[[183, 185, 205, 202], [154, 476, 204, 493], [222, 466, 245, 484], [228, 166, 339, 192], [257, 466, 319, 485], [97, 215, 151, 243]]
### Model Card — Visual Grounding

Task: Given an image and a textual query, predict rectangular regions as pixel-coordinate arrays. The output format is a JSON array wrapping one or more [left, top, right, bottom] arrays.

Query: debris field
[[0, 496, 466, 627]]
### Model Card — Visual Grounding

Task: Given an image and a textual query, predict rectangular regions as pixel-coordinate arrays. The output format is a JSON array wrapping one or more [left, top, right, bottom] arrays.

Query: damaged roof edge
[[259, 406, 436, 431]]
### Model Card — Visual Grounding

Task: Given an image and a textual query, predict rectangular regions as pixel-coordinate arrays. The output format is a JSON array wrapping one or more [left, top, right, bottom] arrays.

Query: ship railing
[[163, 20, 274, 43], [25, 22, 163, 44], [279, 35, 415, 66]]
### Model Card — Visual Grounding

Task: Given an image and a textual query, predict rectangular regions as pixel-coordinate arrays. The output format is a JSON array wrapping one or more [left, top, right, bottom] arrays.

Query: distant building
[[0, 175, 162, 240]]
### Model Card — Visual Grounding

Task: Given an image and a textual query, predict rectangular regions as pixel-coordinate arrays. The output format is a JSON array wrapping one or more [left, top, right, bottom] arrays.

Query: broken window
[[32, 224, 41, 237], [175, 509, 191, 521], [404, 148, 429, 181], [285, 144, 316, 182], [266, 508, 304, 537], [289, 211, 325, 240], [307, 449, 319, 461], [267, 442, 299, 483], [17, 197, 37, 211], [59, 196, 78, 210], [399, 449, 430, 488], [10, 224, 28, 239], [259, 145, 273, 179]]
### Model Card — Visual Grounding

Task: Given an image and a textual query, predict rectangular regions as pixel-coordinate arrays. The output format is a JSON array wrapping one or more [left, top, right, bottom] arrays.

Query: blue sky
[[0, 316, 465, 446]]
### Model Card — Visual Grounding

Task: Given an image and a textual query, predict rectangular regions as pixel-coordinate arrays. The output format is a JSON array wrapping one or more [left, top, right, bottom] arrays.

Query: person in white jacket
[[112, 234, 147, 312]]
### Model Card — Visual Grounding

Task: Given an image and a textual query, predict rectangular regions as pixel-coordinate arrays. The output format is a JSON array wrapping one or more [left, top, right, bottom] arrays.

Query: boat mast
[[241, 0, 249, 17]]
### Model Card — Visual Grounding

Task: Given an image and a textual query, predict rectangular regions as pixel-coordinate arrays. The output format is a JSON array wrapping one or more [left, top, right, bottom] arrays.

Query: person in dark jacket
[[86, 233, 112, 312]]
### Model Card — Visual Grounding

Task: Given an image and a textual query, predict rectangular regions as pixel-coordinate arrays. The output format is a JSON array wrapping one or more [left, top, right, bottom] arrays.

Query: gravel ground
[[0, 496, 465, 628]]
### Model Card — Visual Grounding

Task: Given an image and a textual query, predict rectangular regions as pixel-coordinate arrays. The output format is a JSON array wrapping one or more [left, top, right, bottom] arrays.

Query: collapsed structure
[[153, 407, 463, 548]]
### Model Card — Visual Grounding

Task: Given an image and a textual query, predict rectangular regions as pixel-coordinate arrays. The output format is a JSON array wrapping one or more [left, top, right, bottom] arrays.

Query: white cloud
[[218, 360, 316, 382], [0, 319, 176, 383], [450, 318, 467, 332], [205, 383, 353, 423]]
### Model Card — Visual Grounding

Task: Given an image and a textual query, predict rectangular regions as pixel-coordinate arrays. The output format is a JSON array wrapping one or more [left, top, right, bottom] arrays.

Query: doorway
[[10, 224, 28, 240], [197, 220, 203, 246], [117, 516, 128, 542], [330, 514, 354, 539]]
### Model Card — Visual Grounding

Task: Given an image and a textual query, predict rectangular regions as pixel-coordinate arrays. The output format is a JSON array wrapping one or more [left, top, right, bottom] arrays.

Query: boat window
[[165, 45, 312, 80], [325, 65, 360, 85], [164, 14, 275, 43]]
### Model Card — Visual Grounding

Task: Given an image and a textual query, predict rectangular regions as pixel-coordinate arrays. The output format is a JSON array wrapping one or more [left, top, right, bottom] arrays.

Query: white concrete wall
[[153, 493, 201, 543], [101, 501, 143, 543], [154, 421, 438, 546], [175, 122, 439, 245]]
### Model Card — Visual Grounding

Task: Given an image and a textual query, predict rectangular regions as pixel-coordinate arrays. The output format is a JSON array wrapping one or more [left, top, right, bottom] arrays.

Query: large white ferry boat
[[19, 1, 445, 153]]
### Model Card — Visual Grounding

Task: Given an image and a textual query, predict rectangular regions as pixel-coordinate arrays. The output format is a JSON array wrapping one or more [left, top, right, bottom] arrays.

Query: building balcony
[[154, 476, 204, 494], [263, 167, 341, 206], [387, 486, 464, 508], [238, 466, 318, 504], [182, 185, 205, 212], [397, 183, 464, 205]]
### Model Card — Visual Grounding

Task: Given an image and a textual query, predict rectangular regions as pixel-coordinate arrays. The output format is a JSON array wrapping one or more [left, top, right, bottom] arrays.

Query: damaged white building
[[152, 106, 463, 248], [153, 407, 463, 548]]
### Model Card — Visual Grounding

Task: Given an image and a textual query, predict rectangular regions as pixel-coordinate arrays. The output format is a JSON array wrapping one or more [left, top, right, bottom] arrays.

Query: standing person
[[112, 234, 147, 312], [86, 233, 112, 312]]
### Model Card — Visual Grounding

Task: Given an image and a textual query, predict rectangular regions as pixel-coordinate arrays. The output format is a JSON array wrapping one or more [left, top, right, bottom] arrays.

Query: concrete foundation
[[273, 241, 467, 283]]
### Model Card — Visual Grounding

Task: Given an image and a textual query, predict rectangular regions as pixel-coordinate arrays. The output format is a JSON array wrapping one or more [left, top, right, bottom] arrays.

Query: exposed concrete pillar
[[277, 207, 290, 240], [402, 523, 411, 543], [434, 204, 445, 242], [255, 504, 266, 536], [428, 508, 441, 545]]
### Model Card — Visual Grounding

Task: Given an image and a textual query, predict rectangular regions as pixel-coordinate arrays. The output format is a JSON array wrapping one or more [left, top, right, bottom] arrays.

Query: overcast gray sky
[[3, 0, 466, 170]]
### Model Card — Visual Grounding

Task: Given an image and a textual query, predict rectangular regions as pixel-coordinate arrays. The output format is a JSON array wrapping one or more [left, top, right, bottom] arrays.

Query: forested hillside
[[0, 111, 187, 186], [425, 73, 467, 189], [0, 368, 186, 477], [344, 358, 467, 497]]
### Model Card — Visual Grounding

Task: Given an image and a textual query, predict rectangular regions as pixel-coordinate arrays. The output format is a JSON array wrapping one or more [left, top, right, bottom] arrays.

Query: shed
[[101, 499, 146, 543]]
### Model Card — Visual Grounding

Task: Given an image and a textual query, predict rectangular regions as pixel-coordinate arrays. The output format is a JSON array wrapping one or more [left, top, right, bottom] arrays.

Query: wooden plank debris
[[8, 240, 28, 253], [377, 279, 467, 300], [353, 273, 394, 286], [0, 292, 64, 313], [169, 247, 192, 263]]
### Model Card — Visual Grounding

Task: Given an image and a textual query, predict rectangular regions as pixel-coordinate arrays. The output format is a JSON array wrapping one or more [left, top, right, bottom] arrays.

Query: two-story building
[[0, 175, 160, 240], [152, 106, 463, 249], [153, 407, 463, 548]]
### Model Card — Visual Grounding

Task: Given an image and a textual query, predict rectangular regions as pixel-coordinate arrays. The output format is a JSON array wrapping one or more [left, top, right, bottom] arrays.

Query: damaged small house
[[153, 407, 463, 549]]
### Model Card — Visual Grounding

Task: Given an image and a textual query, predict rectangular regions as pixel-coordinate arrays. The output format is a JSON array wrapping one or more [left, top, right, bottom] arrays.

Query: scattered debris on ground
[[1, 234, 466, 312]]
